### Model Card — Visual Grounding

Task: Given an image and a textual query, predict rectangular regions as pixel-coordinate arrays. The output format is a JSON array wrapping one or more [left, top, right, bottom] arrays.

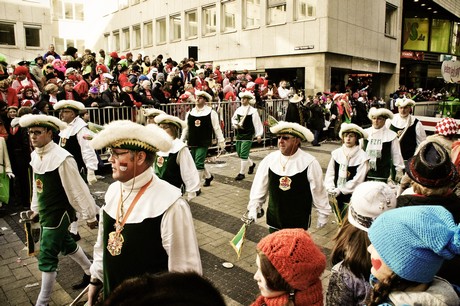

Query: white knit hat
[[348, 181, 397, 232]]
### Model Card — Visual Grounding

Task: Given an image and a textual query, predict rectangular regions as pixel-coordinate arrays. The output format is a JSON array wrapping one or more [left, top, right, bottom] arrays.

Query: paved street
[[0, 141, 341, 306]]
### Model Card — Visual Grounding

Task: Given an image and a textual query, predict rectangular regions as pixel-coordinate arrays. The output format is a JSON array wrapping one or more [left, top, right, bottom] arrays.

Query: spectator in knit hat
[[366, 206, 460, 306], [11, 65, 40, 101], [420, 117, 459, 160], [327, 181, 397, 306], [253, 228, 326, 306], [57, 79, 82, 102], [83, 86, 101, 107]]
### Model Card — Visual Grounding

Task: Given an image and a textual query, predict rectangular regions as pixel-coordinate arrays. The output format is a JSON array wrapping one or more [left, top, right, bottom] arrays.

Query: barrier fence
[[50, 99, 290, 159]]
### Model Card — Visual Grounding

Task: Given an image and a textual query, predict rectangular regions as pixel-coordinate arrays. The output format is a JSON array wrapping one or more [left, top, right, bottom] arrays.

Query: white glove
[[7, 172, 15, 179], [395, 170, 404, 183], [87, 170, 97, 185], [187, 191, 197, 201], [328, 188, 341, 197], [247, 208, 258, 221], [316, 212, 328, 229], [331, 114, 336, 120], [218, 141, 226, 150]]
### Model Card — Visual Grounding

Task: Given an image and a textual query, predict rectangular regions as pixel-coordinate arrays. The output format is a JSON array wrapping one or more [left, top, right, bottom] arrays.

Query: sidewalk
[[0, 141, 341, 306]]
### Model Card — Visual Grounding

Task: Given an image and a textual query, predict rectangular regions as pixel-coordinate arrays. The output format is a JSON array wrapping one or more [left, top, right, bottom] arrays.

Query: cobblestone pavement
[[0, 141, 341, 306]]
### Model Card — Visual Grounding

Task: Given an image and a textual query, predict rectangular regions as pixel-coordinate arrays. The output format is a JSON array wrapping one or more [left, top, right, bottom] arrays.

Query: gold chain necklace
[[279, 154, 292, 172]]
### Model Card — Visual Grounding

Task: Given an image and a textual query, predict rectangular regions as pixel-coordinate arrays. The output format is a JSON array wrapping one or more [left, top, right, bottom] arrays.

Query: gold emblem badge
[[194, 119, 201, 127], [60, 138, 67, 147], [36, 179, 43, 193], [279, 176, 292, 191], [107, 231, 124, 256], [156, 156, 164, 168]]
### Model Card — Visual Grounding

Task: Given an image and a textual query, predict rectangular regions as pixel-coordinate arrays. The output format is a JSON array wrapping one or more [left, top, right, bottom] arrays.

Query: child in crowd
[[326, 181, 397, 306], [366, 206, 460, 306], [252, 228, 326, 306], [325, 123, 369, 218]]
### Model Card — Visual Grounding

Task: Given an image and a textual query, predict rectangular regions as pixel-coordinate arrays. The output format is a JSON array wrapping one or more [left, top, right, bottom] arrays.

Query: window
[[119, 0, 129, 10], [25, 25, 41, 47], [294, 0, 316, 21], [185, 10, 197, 38], [122, 28, 130, 50], [103, 33, 109, 53], [113, 31, 120, 51], [385, 3, 397, 37], [54, 0, 84, 21], [74, 3, 84, 21], [222, 0, 237, 32], [54, 37, 64, 53], [170, 14, 181, 41], [244, 0, 260, 29], [156, 18, 166, 44], [133, 24, 141, 48], [143, 21, 153, 46], [267, 0, 286, 25], [202, 5, 216, 35], [0, 23, 15, 45]]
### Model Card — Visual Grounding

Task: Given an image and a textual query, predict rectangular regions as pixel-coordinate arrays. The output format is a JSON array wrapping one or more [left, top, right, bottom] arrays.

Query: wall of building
[[0, 0, 52, 63]]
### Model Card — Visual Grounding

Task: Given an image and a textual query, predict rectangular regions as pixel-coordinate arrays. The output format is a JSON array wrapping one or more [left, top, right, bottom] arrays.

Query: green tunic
[[102, 210, 168, 298], [267, 167, 312, 230]]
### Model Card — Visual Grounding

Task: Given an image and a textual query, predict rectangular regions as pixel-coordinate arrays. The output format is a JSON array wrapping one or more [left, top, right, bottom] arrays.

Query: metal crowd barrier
[[49, 99, 290, 160]]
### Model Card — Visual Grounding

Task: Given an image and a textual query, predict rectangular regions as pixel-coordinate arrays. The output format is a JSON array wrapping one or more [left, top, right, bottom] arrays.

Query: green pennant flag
[[230, 223, 247, 259]]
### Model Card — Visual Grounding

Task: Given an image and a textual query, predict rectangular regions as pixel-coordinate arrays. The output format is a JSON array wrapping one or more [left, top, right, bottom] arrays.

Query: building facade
[[1, 0, 460, 97]]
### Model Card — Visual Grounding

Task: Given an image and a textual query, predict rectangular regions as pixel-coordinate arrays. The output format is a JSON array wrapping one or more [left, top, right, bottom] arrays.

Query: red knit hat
[[14, 66, 29, 75], [257, 229, 326, 291]]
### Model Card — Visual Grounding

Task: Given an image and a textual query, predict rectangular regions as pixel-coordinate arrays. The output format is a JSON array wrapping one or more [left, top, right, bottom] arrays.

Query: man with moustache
[[246, 121, 331, 232], [87, 120, 201, 304]]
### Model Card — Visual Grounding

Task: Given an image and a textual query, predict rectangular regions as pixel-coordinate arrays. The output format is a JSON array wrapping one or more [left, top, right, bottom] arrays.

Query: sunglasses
[[277, 135, 295, 141]]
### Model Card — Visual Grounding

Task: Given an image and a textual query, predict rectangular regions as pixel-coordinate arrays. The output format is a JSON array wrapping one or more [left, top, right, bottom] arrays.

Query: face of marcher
[[28, 127, 52, 148], [398, 106, 411, 118], [367, 244, 393, 282], [343, 132, 358, 148], [108, 149, 146, 183], [254, 254, 286, 298], [371, 116, 386, 129], [277, 134, 300, 156], [59, 109, 76, 123], [196, 96, 207, 108]]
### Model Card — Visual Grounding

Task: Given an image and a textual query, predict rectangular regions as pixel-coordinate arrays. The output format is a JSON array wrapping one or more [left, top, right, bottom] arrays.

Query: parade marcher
[[143, 107, 166, 125], [397, 141, 460, 287], [366, 206, 460, 306], [284, 94, 304, 125], [231, 91, 263, 181], [326, 182, 397, 306], [361, 107, 404, 182], [325, 123, 369, 214], [252, 229, 326, 306], [18, 114, 98, 306], [53, 100, 99, 241], [246, 121, 331, 231], [387, 97, 426, 161], [88, 120, 202, 304], [182, 90, 225, 187], [153, 114, 201, 200]]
